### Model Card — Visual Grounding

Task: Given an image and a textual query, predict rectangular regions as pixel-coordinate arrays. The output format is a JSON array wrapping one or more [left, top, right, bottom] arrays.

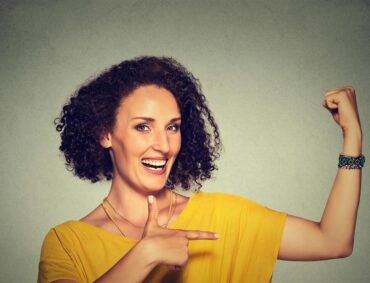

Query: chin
[[138, 168, 172, 191], [139, 180, 168, 193]]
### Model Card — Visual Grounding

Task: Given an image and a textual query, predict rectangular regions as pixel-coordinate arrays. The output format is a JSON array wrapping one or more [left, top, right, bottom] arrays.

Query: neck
[[106, 179, 171, 225]]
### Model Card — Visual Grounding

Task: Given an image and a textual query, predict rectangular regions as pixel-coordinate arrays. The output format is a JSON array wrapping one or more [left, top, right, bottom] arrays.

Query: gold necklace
[[104, 197, 146, 228], [102, 190, 177, 237], [164, 191, 177, 227], [101, 201, 126, 237]]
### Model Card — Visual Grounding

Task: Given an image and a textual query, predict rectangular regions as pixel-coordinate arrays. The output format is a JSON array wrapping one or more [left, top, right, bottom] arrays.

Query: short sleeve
[[38, 228, 80, 283], [235, 198, 287, 282], [259, 206, 287, 263]]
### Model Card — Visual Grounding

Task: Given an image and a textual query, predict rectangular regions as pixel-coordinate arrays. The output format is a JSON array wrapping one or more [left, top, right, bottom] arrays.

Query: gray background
[[0, 0, 369, 282]]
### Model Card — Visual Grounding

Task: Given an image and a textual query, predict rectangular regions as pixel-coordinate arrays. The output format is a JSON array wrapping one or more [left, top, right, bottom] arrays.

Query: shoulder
[[191, 191, 262, 210], [79, 203, 109, 228], [43, 202, 105, 237], [53, 220, 88, 232], [43, 221, 79, 238], [42, 220, 92, 246], [39, 221, 81, 263], [191, 191, 286, 223]]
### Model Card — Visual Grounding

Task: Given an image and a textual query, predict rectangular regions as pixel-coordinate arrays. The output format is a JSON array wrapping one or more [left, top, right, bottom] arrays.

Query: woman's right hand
[[139, 195, 219, 270], [95, 195, 219, 282]]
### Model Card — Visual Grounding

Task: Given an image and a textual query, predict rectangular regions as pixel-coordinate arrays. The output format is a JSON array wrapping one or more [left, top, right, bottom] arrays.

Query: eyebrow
[[130, 117, 181, 122]]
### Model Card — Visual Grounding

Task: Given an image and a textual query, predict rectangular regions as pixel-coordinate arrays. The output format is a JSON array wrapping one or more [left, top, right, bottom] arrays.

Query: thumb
[[322, 96, 339, 109], [322, 99, 338, 116], [145, 195, 159, 227]]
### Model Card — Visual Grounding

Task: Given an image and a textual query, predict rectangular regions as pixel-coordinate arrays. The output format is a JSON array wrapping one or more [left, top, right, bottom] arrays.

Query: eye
[[167, 123, 180, 132], [135, 123, 150, 132]]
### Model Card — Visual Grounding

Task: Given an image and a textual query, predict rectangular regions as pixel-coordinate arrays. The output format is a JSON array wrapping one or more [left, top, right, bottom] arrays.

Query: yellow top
[[38, 192, 287, 283]]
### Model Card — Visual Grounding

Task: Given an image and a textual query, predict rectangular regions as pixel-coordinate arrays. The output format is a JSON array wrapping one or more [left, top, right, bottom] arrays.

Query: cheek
[[112, 133, 147, 161], [123, 136, 149, 157]]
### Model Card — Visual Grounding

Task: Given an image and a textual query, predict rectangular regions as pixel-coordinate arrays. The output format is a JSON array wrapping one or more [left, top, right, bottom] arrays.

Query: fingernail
[[148, 195, 154, 204], [214, 233, 220, 239]]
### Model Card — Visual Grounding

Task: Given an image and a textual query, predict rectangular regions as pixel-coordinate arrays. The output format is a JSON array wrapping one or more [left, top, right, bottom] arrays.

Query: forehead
[[118, 85, 180, 117]]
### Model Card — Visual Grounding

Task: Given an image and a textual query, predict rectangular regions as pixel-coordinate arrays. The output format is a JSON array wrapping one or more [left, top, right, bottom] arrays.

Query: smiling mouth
[[141, 159, 168, 171]]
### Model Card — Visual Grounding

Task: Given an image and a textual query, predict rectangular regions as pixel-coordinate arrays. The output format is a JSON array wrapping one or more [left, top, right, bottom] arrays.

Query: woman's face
[[102, 85, 182, 194]]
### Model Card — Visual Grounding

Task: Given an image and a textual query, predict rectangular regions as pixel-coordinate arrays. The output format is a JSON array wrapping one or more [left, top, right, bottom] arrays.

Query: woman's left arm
[[278, 86, 363, 261]]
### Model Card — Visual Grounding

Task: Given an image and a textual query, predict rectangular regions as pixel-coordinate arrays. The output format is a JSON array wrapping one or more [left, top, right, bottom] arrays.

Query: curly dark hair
[[55, 56, 222, 190]]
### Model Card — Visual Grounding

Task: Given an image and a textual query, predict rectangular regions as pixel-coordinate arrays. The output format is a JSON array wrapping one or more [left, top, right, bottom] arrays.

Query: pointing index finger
[[184, 230, 220, 240]]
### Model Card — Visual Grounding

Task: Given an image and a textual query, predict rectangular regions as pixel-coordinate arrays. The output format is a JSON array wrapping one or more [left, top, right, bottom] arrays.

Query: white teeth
[[141, 159, 167, 167], [147, 166, 163, 171]]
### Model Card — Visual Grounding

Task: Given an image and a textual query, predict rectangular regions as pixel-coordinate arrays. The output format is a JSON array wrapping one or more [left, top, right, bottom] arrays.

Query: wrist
[[342, 124, 362, 139], [135, 238, 161, 268]]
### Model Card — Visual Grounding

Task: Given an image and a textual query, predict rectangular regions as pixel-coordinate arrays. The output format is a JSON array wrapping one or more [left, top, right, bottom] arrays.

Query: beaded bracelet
[[338, 154, 365, 169]]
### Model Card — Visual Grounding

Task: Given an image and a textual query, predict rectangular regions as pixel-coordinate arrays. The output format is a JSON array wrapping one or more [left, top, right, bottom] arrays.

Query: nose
[[152, 130, 170, 154]]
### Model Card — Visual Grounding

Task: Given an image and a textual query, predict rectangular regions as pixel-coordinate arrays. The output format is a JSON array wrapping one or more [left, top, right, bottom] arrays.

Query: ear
[[100, 132, 112, 148]]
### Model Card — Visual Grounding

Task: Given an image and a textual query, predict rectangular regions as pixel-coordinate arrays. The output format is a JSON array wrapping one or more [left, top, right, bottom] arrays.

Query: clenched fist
[[322, 86, 362, 133]]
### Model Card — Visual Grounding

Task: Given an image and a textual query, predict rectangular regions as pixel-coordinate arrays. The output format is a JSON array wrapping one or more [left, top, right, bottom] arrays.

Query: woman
[[38, 56, 364, 283]]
